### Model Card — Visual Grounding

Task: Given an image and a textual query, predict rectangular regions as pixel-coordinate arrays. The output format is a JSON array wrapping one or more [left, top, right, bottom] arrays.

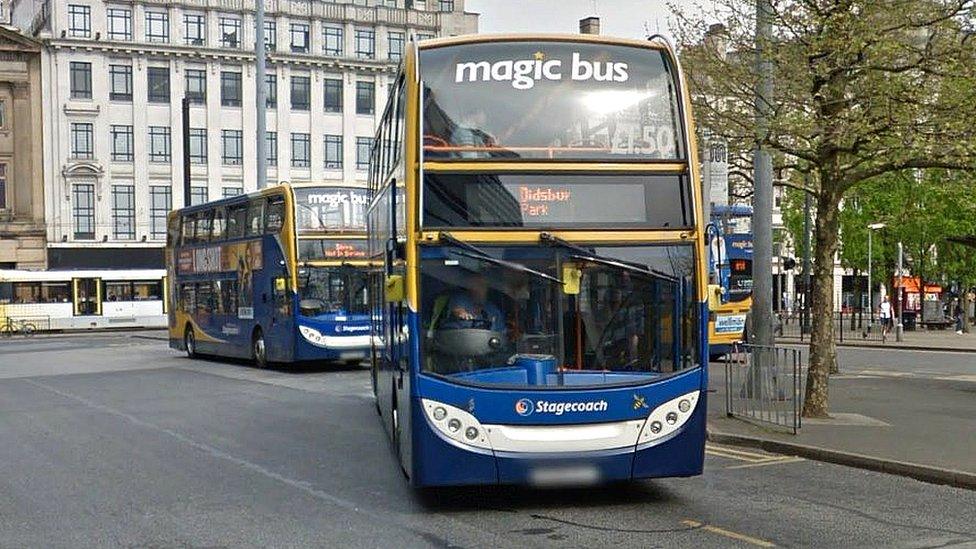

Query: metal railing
[[776, 309, 887, 343], [725, 343, 805, 434]]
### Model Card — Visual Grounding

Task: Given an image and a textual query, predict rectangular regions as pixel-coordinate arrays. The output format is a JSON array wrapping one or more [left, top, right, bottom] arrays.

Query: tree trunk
[[802, 187, 842, 418]]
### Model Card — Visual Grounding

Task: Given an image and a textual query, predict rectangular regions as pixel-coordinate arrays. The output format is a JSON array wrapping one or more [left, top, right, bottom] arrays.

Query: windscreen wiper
[[438, 232, 564, 286], [540, 233, 679, 283]]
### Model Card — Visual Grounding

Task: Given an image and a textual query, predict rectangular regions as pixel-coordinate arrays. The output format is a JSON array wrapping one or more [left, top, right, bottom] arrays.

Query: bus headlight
[[299, 325, 325, 346], [637, 390, 700, 446], [422, 399, 492, 450]]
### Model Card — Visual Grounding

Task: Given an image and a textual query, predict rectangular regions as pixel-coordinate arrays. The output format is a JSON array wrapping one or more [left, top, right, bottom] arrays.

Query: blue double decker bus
[[367, 34, 709, 486], [707, 205, 753, 358], [167, 184, 373, 367]]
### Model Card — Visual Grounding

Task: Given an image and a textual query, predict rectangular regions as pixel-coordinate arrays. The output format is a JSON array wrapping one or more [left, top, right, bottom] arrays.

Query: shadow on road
[[412, 481, 678, 513], [184, 354, 368, 375]]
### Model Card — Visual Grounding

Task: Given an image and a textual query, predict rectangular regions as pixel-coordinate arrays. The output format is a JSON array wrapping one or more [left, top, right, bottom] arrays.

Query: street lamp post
[[867, 222, 886, 325], [896, 241, 904, 341]]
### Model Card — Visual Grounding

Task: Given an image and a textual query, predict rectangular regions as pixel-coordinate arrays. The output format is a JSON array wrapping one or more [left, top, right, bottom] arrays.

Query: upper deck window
[[420, 41, 684, 161]]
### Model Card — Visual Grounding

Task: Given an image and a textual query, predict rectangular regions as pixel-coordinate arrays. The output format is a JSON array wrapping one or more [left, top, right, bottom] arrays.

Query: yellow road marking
[[726, 457, 806, 469], [683, 519, 776, 547], [706, 443, 772, 459]]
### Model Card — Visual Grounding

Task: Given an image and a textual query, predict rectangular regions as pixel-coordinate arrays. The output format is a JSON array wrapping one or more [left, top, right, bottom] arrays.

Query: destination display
[[293, 187, 368, 232], [298, 238, 369, 261], [420, 41, 683, 161], [423, 173, 691, 229]]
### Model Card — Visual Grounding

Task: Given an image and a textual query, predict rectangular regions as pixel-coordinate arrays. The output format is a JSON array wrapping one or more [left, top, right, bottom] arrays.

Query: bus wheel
[[184, 327, 197, 358], [252, 329, 268, 369]]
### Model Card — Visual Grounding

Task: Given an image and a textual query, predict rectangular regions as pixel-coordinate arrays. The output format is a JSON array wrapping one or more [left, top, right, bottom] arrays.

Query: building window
[[323, 26, 343, 56], [185, 69, 206, 104], [290, 74, 310, 111], [323, 78, 343, 113], [110, 125, 133, 162], [265, 73, 277, 108], [148, 126, 171, 163], [221, 71, 242, 107], [0, 101, 5, 129], [73, 183, 95, 240], [355, 28, 375, 59], [324, 135, 342, 169], [70, 123, 94, 159], [69, 62, 92, 100], [438, 0, 454, 11], [189, 128, 207, 164], [264, 20, 277, 50], [184, 13, 206, 46], [290, 23, 309, 53], [388, 31, 404, 61], [266, 131, 277, 166], [190, 186, 208, 206], [145, 11, 170, 43], [222, 130, 243, 165], [223, 187, 243, 198], [291, 133, 310, 168], [68, 4, 91, 37], [416, 32, 434, 41], [150, 186, 171, 240], [0, 164, 6, 209], [147, 66, 170, 103], [106, 8, 132, 41], [356, 81, 374, 115], [219, 16, 241, 48], [112, 185, 136, 240], [109, 65, 132, 101], [356, 137, 372, 171]]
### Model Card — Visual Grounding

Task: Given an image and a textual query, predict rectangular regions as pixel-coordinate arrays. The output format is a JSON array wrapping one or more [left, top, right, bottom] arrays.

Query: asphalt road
[[1, 333, 974, 548]]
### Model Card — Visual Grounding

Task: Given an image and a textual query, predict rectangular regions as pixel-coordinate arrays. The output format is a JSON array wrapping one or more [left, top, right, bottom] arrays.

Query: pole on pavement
[[802, 185, 811, 336], [181, 96, 191, 207], [255, 0, 267, 189], [867, 228, 872, 325], [751, 0, 774, 348], [896, 241, 904, 341]]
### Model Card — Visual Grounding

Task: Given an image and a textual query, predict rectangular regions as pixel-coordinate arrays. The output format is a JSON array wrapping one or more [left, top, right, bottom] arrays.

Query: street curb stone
[[708, 430, 976, 491]]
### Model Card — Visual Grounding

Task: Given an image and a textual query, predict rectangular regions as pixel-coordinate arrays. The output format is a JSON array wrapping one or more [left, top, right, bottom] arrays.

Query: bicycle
[[0, 317, 37, 338]]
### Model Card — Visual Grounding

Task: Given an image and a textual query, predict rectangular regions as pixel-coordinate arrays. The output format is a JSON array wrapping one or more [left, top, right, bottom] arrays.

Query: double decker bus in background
[[707, 205, 753, 359], [367, 34, 709, 487], [166, 184, 372, 367]]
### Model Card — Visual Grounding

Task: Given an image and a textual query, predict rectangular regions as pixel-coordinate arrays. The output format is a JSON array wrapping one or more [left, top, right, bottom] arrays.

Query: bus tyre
[[184, 327, 196, 358], [252, 329, 268, 369]]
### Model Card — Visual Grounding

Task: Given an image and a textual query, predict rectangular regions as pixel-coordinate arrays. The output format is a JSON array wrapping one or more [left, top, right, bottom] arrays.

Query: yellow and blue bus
[[367, 34, 709, 486], [707, 205, 752, 359], [166, 184, 373, 367]]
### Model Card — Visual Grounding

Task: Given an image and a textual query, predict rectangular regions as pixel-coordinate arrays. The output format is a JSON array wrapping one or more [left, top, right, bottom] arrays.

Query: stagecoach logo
[[515, 398, 609, 416], [455, 51, 629, 90], [334, 324, 370, 334]]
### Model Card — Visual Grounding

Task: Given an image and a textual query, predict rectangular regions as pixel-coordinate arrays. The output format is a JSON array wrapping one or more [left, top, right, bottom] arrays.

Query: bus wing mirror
[[708, 284, 722, 312], [385, 275, 405, 302], [562, 264, 581, 295]]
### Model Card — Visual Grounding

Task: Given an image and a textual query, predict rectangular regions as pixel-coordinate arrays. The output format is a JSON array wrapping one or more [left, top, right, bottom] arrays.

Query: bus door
[[270, 274, 292, 359], [72, 277, 102, 316]]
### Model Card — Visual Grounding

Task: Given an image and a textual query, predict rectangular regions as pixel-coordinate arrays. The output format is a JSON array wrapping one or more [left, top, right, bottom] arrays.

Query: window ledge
[[63, 102, 100, 117]]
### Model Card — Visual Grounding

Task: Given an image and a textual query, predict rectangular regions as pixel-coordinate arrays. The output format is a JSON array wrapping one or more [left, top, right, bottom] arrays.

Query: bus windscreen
[[420, 41, 683, 161], [293, 186, 368, 233]]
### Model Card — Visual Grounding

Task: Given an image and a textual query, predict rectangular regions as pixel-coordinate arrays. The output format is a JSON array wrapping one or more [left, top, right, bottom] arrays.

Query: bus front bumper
[[410, 395, 706, 487]]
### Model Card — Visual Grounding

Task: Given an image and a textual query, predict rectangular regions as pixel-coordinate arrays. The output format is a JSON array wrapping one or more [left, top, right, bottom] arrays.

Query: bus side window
[[182, 213, 196, 245], [198, 209, 214, 243], [246, 200, 265, 237], [265, 198, 284, 233], [212, 207, 227, 241], [227, 205, 247, 239]]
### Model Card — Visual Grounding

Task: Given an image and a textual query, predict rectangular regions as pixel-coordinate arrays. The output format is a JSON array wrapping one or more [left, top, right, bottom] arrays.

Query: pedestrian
[[954, 298, 964, 335], [879, 295, 892, 342]]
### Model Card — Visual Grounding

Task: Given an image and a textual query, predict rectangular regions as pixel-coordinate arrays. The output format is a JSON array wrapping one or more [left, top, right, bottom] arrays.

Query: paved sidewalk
[[778, 327, 976, 351], [707, 362, 976, 486]]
